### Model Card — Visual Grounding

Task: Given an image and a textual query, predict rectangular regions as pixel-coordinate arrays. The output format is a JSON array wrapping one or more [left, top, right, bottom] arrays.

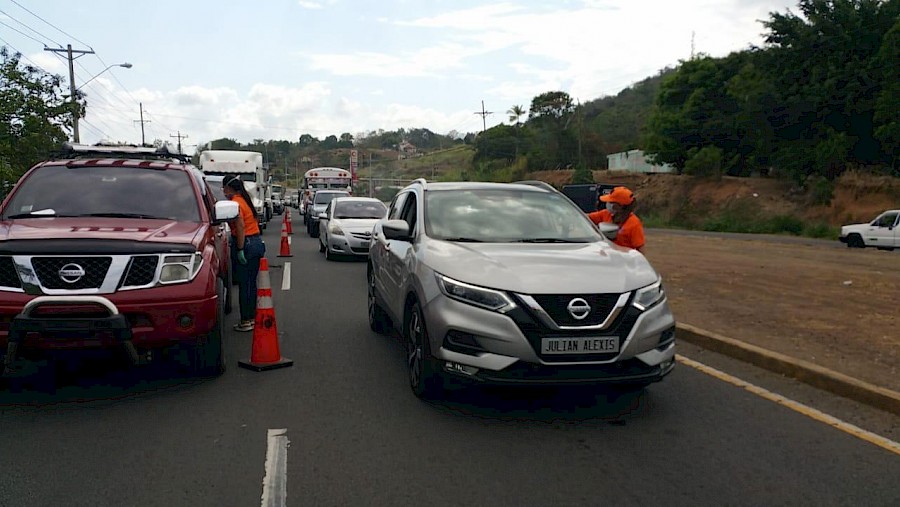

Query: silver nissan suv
[[367, 179, 676, 399]]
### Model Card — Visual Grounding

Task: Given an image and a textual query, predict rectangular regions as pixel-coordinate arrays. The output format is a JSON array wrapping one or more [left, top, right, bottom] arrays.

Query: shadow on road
[[0, 353, 212, 408], [426, 383, 653, 426]]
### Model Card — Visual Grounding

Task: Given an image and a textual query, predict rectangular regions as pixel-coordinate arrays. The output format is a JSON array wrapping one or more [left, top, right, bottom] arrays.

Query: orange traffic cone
[[277, 221, 292, 257], [285, 208, 293, 235], [238, 257, 293, 371]]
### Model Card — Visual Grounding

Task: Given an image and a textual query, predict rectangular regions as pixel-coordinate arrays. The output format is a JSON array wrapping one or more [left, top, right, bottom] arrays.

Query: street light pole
[[69, 61, 133, 144]]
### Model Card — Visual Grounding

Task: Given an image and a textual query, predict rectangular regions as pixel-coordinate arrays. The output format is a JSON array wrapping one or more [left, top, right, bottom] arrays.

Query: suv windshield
[[314, 192, 349, 206], [425, 188, 599, 243], [2, 165, 201, 221], [334, 200, 387, 219]]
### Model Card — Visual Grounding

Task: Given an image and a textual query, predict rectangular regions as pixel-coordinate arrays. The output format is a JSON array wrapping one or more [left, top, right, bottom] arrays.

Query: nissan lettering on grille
[[58, 263, 86, 284]]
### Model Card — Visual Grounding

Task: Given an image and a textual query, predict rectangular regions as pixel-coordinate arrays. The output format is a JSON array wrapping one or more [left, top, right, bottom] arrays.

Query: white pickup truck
[[840, 209, 899, 250]]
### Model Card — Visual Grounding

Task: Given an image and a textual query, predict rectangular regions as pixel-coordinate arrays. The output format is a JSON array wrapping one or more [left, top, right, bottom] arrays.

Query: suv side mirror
[[382, 219, 412, 241], [214, 200, 240, 223], [597, 222, 618, 241]]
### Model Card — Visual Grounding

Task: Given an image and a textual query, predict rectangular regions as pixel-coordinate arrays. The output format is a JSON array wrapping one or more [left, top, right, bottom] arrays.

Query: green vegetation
[[0, 47, 72, 186]]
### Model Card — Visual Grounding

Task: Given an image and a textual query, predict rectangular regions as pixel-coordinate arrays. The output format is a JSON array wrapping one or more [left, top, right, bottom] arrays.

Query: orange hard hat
[[599, 186, 634, 206]]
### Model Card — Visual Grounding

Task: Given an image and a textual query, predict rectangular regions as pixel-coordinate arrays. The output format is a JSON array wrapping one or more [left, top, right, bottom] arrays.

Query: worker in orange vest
[[587, 186, 645, 253]]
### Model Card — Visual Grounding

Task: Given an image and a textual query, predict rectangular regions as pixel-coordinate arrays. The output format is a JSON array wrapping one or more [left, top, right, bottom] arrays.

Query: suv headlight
[[159, 252, 203, 284], [436, 274, 516, 313], [632, 278, 664, 311]]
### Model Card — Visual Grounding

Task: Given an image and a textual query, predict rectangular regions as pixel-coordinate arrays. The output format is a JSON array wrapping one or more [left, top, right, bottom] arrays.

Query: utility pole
[[45, 44, 95, 143], [134, 103, 151, 146], [474, 100, 493, 133], [691, 31, 696, 60], [170, 131, 189, 154]]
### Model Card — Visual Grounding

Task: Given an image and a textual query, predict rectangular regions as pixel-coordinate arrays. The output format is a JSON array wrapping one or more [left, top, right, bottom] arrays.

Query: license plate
[[541, 337, 619, 355], [359, 241, 370, 249]]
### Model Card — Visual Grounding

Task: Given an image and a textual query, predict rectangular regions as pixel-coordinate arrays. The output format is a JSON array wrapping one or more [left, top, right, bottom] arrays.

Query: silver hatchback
[[368, 179, 676, 399]]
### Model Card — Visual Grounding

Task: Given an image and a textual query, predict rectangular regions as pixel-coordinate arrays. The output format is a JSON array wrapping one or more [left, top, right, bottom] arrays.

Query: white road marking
[[677, 355, 900, 456], [281, 262, 291, 291], [260, 428, 289, 507]]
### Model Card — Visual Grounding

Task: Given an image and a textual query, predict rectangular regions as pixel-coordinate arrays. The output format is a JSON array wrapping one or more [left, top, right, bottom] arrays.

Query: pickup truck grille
[[32, 257, 112, 290], [0, 256, 21, 289], [122, 256, 159, 287]]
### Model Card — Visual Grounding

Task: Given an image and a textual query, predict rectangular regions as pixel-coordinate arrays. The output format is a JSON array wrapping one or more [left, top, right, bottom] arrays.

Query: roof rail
[[513, 180, 559, 193], [54, 142, 192, 164]]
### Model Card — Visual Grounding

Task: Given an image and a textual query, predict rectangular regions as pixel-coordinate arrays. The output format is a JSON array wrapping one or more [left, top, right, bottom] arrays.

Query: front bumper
[[325, 233, 372, 257], [0, 289, 218, 351], [423, 292, 676, 386]]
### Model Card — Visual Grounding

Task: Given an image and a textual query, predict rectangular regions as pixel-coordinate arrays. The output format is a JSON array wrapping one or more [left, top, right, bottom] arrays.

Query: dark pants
[[232, 235, 266, 322]]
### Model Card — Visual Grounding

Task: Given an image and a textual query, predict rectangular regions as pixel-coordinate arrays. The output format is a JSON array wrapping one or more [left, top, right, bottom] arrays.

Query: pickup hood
[[0, 217, 205, 246], [422, 240, 659, 295]]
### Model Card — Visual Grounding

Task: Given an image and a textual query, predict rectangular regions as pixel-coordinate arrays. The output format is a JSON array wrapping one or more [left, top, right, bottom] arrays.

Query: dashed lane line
[[281, 262, 291, 291], [260, 428, 289, 507]]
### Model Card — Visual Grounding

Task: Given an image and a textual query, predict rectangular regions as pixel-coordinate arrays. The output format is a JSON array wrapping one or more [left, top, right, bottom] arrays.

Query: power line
[[0, 7, 62, 46], [0, 19, 47, 46], [0, 35, 41, 68], [9, 0, 92, 49]]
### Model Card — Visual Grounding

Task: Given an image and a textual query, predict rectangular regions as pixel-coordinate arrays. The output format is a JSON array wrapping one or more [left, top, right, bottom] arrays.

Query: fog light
[[178, 315, 193, 328], [444, 361, 479, 376]]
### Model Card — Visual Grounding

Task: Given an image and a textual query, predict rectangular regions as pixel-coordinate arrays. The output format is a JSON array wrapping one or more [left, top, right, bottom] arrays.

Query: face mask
[[606, 202, 615, 213]]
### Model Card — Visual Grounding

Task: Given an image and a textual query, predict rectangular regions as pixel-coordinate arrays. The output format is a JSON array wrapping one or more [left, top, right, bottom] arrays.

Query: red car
[[0, 144, 239, 379]]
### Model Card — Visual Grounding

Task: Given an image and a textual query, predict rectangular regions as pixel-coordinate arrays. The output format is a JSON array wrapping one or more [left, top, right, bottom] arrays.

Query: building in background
[[606, 149, 675, 174]]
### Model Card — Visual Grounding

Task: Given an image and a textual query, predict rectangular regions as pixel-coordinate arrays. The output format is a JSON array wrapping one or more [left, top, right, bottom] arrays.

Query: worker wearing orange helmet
[[587, 186, 645, 252]]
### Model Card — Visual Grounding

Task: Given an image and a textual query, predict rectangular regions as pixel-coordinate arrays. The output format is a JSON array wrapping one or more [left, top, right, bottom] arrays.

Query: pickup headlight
[[159, 253, 203, 284], [632, 278, 664, 311], [329, 222, 344, 236], [436, 274, 516, 313]]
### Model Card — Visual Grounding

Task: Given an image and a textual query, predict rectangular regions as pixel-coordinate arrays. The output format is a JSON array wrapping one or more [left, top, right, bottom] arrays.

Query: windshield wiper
[[79, 213, 172, 220], [7, 211, 79, 219], [513, 238, 586, 243], [442, 237, 484, 243]]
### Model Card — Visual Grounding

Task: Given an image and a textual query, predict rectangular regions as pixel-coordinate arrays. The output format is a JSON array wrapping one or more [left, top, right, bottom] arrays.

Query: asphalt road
[[1, 215, 898, 507]]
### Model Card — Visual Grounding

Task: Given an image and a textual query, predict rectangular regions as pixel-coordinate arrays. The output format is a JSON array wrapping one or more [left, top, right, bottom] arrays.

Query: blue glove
[[237, 249, 248, 265]]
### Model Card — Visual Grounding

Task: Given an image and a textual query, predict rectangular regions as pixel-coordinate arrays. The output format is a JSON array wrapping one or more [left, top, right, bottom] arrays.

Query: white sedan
[[318, 197, 388, 260]]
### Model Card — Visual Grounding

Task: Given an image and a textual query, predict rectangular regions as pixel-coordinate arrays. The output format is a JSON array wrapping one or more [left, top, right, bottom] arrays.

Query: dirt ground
[[643, 230, 900, 392]]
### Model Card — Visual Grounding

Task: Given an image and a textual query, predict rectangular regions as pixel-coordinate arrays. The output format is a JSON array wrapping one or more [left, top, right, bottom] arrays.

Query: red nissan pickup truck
[[0, 144, 239, 380]]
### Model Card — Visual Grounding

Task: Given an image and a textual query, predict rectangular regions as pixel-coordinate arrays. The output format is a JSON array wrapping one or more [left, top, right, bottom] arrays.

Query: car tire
[[406, 300, 443, 399], [223, 271, 233, 315], [367, 269, 392, 335], [194, 281, 226, 377], [847, 234, 865, 248]]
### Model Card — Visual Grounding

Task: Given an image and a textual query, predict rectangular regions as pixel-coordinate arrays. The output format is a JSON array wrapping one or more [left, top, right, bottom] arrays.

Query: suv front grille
[[529, 293, 622, 327], [122, 256, 159, 287], [32, 257, 112, 290], [0, 257, 21, 288]]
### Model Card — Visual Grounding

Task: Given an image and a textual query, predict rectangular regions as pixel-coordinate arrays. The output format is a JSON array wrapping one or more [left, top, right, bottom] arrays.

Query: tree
[[0, 47, 71, 181], [528, 91, 574, 126], [507, 105, 526, 126], [339, 132, 354, 148], [873, 19, 900, 171]]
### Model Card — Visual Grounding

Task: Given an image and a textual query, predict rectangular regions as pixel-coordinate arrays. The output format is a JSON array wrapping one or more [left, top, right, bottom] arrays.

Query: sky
[[0, 0, 798, 149]]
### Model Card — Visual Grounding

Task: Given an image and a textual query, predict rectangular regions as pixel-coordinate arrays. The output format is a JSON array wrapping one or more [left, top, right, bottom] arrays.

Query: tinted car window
[[209, 185, 227, 201], [2, 165, 201, 221], [314, 192, 348, 205], [424, 189, 599, 242], [334, 201, 387, 219]]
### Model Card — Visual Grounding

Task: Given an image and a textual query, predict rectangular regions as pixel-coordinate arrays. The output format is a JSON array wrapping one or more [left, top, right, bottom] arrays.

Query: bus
[[300, 167, 351, 221]]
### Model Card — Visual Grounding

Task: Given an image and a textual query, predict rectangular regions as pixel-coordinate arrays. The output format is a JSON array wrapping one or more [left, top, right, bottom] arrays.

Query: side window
[[388, 192, 408, 220], [877, 213, 898, 228], [400, 193, 418, 235]]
